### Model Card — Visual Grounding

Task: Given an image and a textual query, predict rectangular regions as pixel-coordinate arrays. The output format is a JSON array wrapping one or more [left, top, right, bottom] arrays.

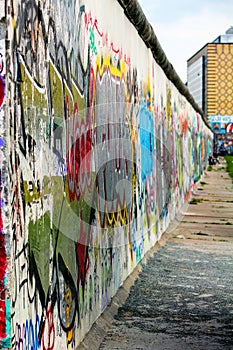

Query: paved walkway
[[78, 159, 233, 350]]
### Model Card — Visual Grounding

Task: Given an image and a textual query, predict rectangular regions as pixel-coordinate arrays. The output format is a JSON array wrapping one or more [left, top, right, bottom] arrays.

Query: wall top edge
[[117, 0, 211, 130]]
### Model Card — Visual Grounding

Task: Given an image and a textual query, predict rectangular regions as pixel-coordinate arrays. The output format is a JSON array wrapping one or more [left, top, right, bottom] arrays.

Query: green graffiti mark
[[28, 212, 51, 293], [136, 244, 142, 264], [20, 63, 49, 139], [89, 27, 97, 55]]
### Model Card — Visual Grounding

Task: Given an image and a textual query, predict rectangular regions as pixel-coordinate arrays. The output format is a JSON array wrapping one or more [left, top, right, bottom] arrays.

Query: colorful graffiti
[[0, 27, 11, 347], [2, 0, 213, 349], [0, 137, 7, 343], [0, 75, 4, 107]]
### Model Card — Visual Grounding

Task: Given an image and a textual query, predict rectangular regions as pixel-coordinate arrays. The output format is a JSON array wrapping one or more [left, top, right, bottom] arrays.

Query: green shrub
[[224, 155, 233, 181]]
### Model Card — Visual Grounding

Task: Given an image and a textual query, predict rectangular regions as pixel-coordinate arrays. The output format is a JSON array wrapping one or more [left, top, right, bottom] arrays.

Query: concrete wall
[[1, 0, 212, 348], [0, 1, 11, 348]]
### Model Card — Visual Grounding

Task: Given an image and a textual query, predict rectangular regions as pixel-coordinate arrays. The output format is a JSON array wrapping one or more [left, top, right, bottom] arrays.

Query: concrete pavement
[[78, 158, 233, 350]]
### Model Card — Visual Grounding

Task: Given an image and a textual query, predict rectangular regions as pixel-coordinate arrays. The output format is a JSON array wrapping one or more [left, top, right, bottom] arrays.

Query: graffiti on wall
[[0, 30, 11, 347], [4, 0, 213, 349]]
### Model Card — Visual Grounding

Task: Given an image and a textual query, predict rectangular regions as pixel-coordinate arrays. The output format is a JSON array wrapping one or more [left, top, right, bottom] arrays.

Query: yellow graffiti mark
[[95, 55, 126, 80], [49, 60, 85, 126], [12, 17, 16, 29], [107, 212, 116, 226], [49, 61, 64, 122], [64, 286, 74, 348], [71, 79, 85, 112], [147, 72, 153, 112], [166, 86, 172, 131], [23, 176, 64, 204], [23, 180, 42, 204], [19, 58, 48, 136], [119, 205, 129, 226]]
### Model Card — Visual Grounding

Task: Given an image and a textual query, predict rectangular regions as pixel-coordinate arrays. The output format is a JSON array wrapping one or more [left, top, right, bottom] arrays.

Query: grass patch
[[207, 165, 213, 171], [213, 239, 228, 242], [189, 197, 203, 204], [200, 181, 207, 185], [192, 231, 212, 236], [224, 155, 233, 181]]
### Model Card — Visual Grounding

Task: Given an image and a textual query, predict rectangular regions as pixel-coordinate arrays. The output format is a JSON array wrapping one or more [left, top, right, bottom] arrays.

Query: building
[[187, 27, 233, 155]]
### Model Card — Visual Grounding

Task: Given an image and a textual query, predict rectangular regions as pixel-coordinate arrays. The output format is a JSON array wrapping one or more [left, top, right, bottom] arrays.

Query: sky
[[137, 0, 233, 83]]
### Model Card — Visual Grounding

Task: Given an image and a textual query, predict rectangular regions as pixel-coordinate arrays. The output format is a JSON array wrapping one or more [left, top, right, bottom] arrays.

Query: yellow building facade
[[207, 43, 233, 117], [187, 30, 233, 155]]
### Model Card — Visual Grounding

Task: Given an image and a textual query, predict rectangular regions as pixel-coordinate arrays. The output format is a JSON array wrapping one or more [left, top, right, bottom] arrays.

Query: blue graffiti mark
[[132, 219, 137, 253], [139, 103, 154, 182], [0, 137, 4, 147], [14, 315, 41, 350]]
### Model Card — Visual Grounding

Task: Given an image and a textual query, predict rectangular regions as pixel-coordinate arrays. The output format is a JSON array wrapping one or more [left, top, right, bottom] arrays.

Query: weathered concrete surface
[[77, 159, 233, 350]]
